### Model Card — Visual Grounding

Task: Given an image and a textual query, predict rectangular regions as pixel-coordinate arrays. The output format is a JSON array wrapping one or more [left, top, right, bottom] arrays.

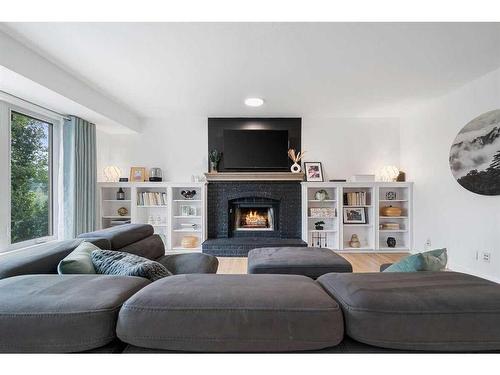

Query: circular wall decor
[[449, 109, 500, 195]]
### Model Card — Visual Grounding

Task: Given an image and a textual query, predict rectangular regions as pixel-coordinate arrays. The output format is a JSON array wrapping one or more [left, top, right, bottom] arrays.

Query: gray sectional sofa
[[1, 227, 500, 353]]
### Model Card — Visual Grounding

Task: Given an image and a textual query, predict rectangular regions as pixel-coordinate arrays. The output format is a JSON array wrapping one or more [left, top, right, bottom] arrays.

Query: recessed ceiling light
[[245, 97, 264, 107]]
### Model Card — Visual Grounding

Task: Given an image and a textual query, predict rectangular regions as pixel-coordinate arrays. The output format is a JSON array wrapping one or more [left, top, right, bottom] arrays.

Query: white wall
[[302, 117, 400, 180], [97, 116, 400, 182], [400, 67, 500, 282], [97, 115, 208, 182]]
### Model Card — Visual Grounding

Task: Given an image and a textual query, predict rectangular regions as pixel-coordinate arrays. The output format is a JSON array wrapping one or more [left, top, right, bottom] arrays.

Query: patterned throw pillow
[[91, 249, 172, 281], [420, 248, 448, 271]]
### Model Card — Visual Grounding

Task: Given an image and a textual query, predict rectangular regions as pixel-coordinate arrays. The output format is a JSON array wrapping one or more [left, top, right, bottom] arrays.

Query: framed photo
[[304, 162, 324, 182], [343, 207, 367, 224], [130, 167, 147, 182]]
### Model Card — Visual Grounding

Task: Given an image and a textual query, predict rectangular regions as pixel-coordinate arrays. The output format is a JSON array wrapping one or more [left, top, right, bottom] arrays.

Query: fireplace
[[203, 181, 306, 256], [229, 197, 279, 235]]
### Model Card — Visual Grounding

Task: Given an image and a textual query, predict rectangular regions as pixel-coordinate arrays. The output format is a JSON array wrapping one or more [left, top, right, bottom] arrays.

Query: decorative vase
[[314, 189, 329, 201], [290, 162, 301, 173], [210, 161, 218, 173], [387, 237, 397, 248], [349, 234, 361, 248]]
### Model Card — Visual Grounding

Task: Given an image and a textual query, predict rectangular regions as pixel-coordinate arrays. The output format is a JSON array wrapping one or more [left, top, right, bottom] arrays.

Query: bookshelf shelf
[[302, 182, 413, 252], [98, 182, 206, 252]]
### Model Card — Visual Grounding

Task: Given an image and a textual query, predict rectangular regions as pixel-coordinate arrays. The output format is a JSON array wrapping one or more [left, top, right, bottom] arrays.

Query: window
[[10, 111, 53, 244]]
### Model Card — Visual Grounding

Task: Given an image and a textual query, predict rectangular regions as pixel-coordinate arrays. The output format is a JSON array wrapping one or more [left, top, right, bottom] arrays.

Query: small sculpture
[[117, 207, 129, 217], [387, 237, 397, 248], [181, 190, 197, 200], [349, 234, 361, 248]]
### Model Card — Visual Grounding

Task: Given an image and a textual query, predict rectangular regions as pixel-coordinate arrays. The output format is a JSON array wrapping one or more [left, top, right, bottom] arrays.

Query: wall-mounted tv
[[208, 118, 301, 172], [223, 129, 289, 170]]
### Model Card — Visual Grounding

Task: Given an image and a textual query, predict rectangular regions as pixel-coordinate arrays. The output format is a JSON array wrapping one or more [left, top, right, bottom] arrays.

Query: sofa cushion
[[317, 272, 500, 352], [119, 234, 165, 260], [117, 274, 344, 352], [91, 250, 171, 281], [0, 238, 111, 280], [156, 253, 219, 274], [77, 224, 154, 250], [0, 274, 150, 353], [248, 247, 352, 278], [57, 241, 98, 274]]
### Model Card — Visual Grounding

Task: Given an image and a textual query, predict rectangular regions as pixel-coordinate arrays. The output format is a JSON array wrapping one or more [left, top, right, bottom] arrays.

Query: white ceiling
[[2, 22, 500, 120]]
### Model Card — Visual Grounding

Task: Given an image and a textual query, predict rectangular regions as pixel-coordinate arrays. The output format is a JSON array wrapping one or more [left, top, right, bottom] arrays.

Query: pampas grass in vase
[[288, 149, 306, 173]]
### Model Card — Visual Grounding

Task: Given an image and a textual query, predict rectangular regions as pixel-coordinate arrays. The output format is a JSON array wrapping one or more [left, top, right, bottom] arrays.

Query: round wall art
[[449, 109, 500, 195]]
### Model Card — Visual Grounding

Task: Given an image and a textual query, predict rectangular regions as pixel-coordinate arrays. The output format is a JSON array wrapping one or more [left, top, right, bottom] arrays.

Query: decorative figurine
[[349, 234, 361, 248]]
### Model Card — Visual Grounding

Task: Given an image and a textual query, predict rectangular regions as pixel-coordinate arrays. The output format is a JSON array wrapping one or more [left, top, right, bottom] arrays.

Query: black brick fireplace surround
[[202, 181, 307, 257]]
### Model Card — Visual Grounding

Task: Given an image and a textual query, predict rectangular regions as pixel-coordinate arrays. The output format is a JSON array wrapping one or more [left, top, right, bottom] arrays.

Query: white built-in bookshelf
[[98, 182, 206, 254], [301, 182, 413, 253]]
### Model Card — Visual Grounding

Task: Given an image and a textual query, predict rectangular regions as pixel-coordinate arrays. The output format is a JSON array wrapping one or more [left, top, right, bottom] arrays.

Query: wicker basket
[[380, 206, 402, 217], [181, 235, 199, 248]]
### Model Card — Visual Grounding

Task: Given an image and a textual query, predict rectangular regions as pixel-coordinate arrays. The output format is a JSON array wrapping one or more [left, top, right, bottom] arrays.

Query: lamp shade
[[379, 166, 400, 182]]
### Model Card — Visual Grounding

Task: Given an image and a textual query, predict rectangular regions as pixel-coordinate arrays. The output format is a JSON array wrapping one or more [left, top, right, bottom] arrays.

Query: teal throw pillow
[[420, 248, 447, 271], [58, 241, 98, 274], [383, 253, 424, 272]]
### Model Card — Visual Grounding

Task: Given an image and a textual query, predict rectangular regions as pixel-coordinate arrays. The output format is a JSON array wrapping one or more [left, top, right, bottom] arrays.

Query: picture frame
[[304, 162, 324, 182], [343, 207, 367, 224], [130, 167, 147, 182]]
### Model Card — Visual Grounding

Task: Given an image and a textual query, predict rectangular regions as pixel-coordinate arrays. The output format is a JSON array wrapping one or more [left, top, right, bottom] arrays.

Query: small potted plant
[[314, 221, 325, 230], [209, 149, 221, 173]]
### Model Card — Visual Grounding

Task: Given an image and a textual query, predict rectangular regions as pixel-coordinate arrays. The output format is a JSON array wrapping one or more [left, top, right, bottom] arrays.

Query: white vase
[[290, 162, 301, 173]]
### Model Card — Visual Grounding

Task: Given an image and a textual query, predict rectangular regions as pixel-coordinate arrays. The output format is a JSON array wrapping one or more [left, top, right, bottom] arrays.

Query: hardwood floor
[[217, 252, 408, 274]]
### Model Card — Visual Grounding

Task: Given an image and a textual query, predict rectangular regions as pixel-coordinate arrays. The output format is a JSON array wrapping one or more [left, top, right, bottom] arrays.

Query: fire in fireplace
[[229, 197, 279, 235], [235, 207, 274, 230]]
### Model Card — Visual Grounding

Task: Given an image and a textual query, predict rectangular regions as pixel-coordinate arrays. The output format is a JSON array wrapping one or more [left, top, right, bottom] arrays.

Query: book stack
[[137, 192, 167, 206], [344, 192, 367, 206]]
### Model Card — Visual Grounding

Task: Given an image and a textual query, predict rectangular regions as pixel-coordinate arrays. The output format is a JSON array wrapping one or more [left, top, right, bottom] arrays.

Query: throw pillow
[[420, 248, 447, 271], [57, 241, 98, 274], [383, 253, 424, 272], [91, 249, 171, 281]]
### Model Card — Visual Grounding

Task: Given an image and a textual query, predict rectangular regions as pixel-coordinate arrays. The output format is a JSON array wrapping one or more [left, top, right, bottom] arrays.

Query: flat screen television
[[223, 129, 289, 170]]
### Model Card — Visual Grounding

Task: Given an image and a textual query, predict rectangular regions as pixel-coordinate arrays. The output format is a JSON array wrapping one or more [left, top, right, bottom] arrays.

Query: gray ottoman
[[248, 247, 352, 278], [117, 274, 344, 352], [318, 271, 500, 352], [0, 274, 150, 353]]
